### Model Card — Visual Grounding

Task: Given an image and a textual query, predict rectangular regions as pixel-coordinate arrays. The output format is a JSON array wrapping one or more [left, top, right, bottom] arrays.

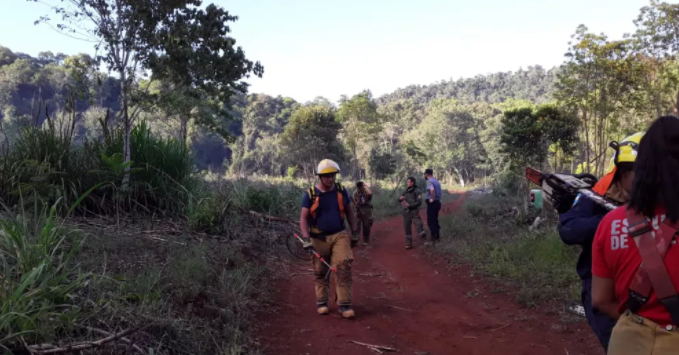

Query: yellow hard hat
[[604, 132, 643, 174], [316, 159, 340, 175]]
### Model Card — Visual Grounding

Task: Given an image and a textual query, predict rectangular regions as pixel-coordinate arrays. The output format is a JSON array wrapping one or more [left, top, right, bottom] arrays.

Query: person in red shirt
[[592, 116, 679, 355]]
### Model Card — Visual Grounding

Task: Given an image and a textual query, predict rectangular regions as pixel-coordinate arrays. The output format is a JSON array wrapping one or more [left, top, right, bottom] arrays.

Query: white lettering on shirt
[[610, 218, 630, 251]]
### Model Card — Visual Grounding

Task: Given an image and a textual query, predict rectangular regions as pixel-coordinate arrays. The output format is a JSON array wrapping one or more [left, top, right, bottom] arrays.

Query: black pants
[[582, 278, 617, 352], [426, 200, 441, 241]]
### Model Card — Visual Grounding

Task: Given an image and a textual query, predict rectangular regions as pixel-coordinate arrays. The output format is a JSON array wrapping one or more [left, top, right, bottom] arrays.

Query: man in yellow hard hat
[[299, 159, 359, 319], [555, 132, 642, 352]]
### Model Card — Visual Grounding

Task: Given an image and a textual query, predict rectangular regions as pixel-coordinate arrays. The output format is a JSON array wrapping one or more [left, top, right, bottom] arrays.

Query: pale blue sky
[[1, 0, 650, 102]]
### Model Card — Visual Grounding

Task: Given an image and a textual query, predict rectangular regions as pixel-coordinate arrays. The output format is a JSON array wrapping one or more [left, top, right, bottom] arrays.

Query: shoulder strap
[[309, 186, 320, 218], [626, 208, 679, 324], [336, 183, 345, 220]]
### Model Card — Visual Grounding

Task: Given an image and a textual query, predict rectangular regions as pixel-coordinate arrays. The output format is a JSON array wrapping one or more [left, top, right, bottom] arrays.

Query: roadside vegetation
[[435, 192, 580, 309]]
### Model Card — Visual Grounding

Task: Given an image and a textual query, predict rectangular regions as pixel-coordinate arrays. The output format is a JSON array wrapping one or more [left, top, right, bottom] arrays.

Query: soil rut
[[260, 194, 599, 355]]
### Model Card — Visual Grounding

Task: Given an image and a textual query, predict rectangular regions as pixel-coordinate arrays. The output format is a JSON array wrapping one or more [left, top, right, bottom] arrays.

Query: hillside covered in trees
[[0, 45, 558, 182], [2, 1, 679, 188]]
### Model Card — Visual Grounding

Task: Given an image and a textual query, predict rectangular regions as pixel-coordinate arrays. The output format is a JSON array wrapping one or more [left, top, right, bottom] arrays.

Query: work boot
[[338, 305, 355, 319], [317, 303, 329, 315]]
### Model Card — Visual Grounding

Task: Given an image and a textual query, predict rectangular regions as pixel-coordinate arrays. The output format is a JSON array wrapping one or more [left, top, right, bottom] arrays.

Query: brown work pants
[[608, 311, 679, 355], [355, 206, 373, 243], [310, 231, 353, 306], [403, 208, 425, 246]]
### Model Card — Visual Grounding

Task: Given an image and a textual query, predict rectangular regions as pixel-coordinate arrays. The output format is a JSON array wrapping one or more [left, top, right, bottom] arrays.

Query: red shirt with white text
[[592, 206, 679, 326]]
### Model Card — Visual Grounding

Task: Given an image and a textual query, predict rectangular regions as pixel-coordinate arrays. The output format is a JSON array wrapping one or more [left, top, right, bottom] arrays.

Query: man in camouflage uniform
[[352, 181, 373, 246], [398, 177, 426, 250]]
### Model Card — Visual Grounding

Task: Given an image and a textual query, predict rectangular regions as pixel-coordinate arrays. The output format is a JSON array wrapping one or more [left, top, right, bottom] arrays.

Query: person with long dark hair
[[592, 116, 679, 354]]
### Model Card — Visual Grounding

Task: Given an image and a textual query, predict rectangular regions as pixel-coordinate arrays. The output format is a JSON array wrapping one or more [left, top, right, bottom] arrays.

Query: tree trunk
[[120, 69, 131, 189], [582, 108, 590, 174], [180, 115, 188, 146]]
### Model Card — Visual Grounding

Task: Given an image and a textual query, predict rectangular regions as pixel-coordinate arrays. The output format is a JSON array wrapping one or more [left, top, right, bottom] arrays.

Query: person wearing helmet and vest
[[555, 132, 643, 352], [591, 116, 679, 355], [299, 159, 359, 319], [352, 181, 373, 246]]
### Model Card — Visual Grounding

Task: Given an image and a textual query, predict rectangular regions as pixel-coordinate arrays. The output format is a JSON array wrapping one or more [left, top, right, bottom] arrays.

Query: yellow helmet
[[604, 132, 643, 174], [316, 159, 341, 175]]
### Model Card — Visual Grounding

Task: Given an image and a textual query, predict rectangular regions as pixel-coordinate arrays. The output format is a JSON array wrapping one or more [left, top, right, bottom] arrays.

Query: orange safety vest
[[308, 183, 346, 221]]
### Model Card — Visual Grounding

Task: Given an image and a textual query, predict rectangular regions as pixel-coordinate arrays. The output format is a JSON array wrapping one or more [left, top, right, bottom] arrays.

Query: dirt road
[[260, 194, 599, 355]]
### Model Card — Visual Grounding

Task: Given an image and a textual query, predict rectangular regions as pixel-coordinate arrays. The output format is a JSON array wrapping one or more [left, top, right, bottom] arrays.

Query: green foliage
[[404, 100, 492, 186], [1, 109, 195, 214], [279, 104, 345, 176], [337, 90, 381, 178], [368, 148, 396, 179], [500, 104, 578, 170], [0, 201, 88, 344]]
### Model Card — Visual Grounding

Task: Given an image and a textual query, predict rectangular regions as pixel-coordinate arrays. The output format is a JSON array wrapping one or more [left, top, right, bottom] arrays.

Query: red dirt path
[[259, 194, 600, 355]]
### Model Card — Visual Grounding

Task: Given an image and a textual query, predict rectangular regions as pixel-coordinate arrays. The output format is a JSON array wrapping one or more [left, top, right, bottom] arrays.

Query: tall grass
[[0, 200, 88, 346], [0, 113, 196, 215]]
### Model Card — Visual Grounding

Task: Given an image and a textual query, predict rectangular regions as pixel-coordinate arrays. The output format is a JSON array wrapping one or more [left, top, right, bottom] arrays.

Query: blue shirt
[[426, 177, 442, 201], [557, 194, 608, 280], [302, 185, 352, 234]]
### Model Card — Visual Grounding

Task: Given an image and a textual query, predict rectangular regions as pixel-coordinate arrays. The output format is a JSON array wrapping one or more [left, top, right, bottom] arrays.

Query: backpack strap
[[626, 208, 679, 325], [308, 184, 346, 220], [336, 183, 345, 220], [309, 186, 320, 219]]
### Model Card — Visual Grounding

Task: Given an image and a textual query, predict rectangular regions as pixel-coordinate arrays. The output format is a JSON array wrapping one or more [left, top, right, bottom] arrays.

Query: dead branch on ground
[[29, 328, 137, 354], [349, 341, 398, 354]]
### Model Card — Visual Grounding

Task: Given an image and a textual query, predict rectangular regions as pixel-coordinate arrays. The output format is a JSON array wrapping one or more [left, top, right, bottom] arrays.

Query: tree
[[33, 0, 262, 186], [337, 90, 380, 178], [404, 100, 489, 186], [556, 25, 643, 175], [631, 0, 679, 115], [279, 105, 345, 177], [501, 105, 577, 168], [500, 104, 578, 206]]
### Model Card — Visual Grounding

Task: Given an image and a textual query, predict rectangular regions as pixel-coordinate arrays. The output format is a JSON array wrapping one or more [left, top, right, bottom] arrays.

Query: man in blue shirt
[[299, 159, 359, 319], [424, 168, 442, 244]]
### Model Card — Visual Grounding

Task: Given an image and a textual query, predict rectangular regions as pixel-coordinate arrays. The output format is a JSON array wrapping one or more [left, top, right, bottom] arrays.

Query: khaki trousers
[[608, 311, 679, 355], [310, 231, 353, 306]]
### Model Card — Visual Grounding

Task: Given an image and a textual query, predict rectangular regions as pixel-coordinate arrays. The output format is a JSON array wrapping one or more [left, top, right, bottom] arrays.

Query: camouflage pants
[[310, 231, 353, 306], [355, 206, 373, 243], [403, 208, 425, 246]]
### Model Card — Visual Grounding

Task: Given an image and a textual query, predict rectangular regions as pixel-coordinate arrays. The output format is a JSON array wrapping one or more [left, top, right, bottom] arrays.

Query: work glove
[[351, 230, 360, 248], [551, 190, 576, 215], [301, 238, 313, 250]]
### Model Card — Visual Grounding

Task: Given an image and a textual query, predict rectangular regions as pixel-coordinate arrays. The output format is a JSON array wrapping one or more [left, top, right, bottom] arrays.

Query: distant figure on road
[[299, 159, 359, 319], [424, 168, 442, 244], [352, 181, 373, 246], [399, 177, 426, 250], [592, 116, 679, 355]]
